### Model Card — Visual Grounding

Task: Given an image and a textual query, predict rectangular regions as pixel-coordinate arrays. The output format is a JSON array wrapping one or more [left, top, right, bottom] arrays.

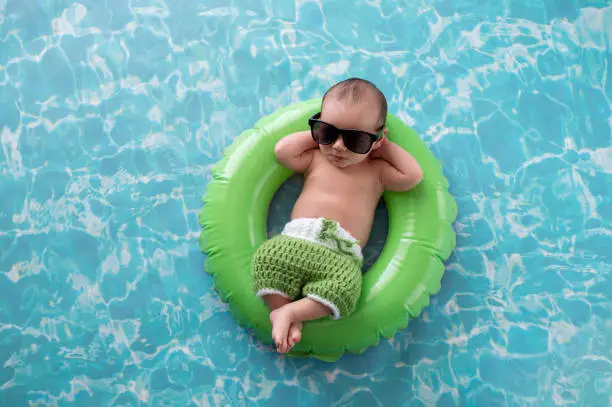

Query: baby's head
[[311, 78, 388, 168]]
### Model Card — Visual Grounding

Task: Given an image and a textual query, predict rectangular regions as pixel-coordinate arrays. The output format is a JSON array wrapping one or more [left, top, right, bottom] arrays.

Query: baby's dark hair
[[322, 78, 388, 130]]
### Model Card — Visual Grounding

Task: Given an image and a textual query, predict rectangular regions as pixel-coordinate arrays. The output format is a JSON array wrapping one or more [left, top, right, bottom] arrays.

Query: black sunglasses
[[308, 113, 384, 154]]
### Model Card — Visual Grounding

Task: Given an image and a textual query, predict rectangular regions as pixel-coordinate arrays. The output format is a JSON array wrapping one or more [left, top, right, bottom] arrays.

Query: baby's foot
[[288, 321, 303, 349], [270, 307, 295, 353]]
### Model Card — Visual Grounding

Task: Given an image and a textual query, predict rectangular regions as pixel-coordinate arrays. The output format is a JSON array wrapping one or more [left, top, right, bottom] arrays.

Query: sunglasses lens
[[311, 122, 337, 145], [343, 132, 373, 154]]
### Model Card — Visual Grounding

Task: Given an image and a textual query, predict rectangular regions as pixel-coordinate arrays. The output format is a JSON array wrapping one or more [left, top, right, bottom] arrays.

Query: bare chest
[[305, 154, 381, 196]]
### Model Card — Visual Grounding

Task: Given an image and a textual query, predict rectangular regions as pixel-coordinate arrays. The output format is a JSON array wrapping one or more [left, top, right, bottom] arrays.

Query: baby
[[252, 78, 423, 353]]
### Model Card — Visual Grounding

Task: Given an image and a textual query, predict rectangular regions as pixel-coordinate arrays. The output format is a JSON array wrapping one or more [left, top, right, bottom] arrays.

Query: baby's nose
[[332, 135, 347, 151]]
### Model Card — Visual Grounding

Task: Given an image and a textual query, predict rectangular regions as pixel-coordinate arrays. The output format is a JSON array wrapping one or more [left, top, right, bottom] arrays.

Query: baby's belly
[[291, 193, 376, 246]]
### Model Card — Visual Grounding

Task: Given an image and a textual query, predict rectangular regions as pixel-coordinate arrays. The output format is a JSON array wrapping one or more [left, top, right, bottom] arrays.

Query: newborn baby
[[252, 78, 423, 353]]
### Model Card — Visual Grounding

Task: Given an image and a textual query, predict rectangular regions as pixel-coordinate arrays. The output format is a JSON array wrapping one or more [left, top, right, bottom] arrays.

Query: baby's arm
[[374, 138, 423, 191], [274, 131, 318, 173]]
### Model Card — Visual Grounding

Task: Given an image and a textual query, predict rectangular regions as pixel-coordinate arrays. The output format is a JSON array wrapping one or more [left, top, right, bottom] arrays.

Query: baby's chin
[[321, 149, 369, 168], [324, 155, 355, 168]]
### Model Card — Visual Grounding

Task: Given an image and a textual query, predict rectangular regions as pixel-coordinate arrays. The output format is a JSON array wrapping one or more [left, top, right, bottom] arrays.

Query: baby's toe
[[289, 322, 302, 347]]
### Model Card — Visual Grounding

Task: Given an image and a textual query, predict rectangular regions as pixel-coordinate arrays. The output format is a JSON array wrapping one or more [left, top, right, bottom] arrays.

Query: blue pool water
[[1, 0, 611, 405]]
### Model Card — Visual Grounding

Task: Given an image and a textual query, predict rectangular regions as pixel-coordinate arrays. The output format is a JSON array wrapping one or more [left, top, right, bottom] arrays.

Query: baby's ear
[[372, 129, 387, 150]]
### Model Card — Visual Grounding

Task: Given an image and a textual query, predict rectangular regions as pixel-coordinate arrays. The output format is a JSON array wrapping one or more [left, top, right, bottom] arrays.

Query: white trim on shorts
[[256, 288, 292, 299]]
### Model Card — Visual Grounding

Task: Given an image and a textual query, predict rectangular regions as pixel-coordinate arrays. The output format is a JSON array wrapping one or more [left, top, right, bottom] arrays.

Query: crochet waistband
[[281, 218, 363, 261]]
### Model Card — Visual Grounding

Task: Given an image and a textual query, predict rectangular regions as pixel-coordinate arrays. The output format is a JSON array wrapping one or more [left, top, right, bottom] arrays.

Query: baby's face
[[318, 99, 384, 168]]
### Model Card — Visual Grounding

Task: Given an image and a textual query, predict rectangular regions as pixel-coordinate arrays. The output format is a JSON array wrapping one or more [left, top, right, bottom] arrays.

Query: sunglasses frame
[[308, 112, 385, 154]]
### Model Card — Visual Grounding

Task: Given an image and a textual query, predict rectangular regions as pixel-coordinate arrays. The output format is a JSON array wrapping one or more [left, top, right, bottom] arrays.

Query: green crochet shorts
[[252, 218, 363, 319]]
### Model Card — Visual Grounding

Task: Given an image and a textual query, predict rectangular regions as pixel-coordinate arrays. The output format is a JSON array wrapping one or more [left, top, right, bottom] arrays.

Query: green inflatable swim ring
[[199, 98, 457, 361]]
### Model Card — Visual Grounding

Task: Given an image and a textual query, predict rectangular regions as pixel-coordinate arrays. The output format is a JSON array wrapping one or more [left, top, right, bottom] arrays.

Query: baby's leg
[[270, 298, 331, 353], [261, 294, 303, 351], [261, 294, 291, 310]]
